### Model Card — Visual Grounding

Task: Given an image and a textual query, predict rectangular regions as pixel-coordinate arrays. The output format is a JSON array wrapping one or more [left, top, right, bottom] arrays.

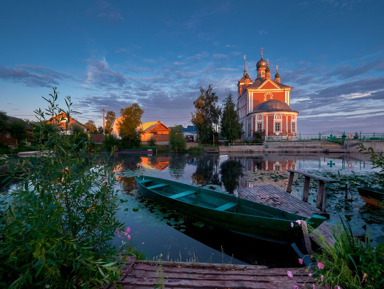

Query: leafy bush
[[0, 88, 122, 288], [169, 125, 186, 153], [187, 144, 204, 155], [314, 219, 384, 289], [103, 134, 120, 153], [359, 144, 384, 187], [148, 136, 157, 147]]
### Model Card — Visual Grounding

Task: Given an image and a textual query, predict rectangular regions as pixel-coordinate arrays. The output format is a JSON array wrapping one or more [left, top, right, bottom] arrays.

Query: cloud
[[115, 48, 129, 54], [85, 58, 126, 89], [258, 30, 268, 36], [0, 65, 72, 87], [213, 53, 228, 59], [88, 0, 124, 22]]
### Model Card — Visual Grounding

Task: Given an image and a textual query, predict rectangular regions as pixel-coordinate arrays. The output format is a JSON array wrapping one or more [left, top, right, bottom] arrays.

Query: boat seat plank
[[216, 202, 237, 211], [147, 183, 168, 190], [169, 190, 196, 199]]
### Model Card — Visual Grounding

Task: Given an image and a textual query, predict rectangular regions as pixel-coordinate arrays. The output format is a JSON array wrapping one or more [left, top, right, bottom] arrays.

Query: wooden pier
[[106, 256, 323, 289], [106, 185, 334, 288], [238, 185, 334, 247]]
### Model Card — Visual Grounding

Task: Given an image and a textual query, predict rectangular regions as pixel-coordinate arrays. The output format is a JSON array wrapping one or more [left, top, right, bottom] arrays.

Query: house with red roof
[[47, 112, 87, 133]]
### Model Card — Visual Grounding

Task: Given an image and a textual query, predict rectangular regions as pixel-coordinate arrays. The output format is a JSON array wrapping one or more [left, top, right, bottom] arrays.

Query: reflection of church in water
[[238, 156, 297, 188]]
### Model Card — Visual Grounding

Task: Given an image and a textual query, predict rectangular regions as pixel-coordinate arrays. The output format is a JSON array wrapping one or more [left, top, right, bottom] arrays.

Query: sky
[[0, 0, 383, 133]]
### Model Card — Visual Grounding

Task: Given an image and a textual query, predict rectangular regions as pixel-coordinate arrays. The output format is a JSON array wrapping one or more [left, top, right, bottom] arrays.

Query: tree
[[220, 93, 243, 142], [9, 119, 27, 144], [191, 85, 221, 144], [84, 120, 97, 133], [0, 111, 9, 133], [105, 111, 116, 134], [1, 88, 121, 288], [119, 103, 143, 148], [169, 125, 186, 153]]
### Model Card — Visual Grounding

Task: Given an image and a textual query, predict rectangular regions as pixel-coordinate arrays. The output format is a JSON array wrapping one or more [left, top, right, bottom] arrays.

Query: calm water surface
[[113, 153, 383, 266]]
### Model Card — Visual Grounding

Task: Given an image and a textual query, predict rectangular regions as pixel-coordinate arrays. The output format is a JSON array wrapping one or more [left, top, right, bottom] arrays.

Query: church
[[237, 48, 298, 140]]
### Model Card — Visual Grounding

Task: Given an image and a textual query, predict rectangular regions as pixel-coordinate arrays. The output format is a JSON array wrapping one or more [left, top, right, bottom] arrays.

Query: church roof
[[253, 99, 297, 113], [248, 78, 291, 89]]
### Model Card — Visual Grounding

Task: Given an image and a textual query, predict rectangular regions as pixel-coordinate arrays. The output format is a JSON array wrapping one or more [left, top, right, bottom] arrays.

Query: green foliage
[[119, 104, 143, 148], [359, 144, 384, 187], [191, 85, 221, 144], [315, 219, 384, 289], [148, 136, 157, 147], [105, 111, 116, 134], [187, 144, 204, 155], [220, 93, 243, 142], [9, 119, 27, 143], [103, 134, 120, 153], [84, 120, 97, 133], [0, 88, 122, 288], [32, 122, 57, 148], [169, 125, 186, 153], [0, 111, 8, 133]]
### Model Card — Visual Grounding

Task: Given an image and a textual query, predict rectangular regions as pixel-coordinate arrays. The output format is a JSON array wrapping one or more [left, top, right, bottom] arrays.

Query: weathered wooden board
[[238, 185, 335, 246], [106, 257, 323, 289], [238, 185, 322, 218]]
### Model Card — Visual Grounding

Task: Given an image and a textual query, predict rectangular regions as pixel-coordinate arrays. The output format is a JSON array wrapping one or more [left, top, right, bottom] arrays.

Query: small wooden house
[[47, 112, 86, 133], [140, 121, 170, 142]]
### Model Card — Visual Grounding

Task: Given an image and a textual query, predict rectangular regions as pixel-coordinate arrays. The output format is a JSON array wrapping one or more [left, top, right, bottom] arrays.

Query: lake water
[[112, 153, 384, 266]]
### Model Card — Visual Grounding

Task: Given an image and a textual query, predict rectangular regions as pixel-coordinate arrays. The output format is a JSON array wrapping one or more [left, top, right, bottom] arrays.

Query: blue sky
[[0, 0, 383, 133]]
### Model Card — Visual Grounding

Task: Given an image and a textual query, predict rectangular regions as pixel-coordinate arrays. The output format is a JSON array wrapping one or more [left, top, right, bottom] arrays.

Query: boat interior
[[137, 178, 286, 219]]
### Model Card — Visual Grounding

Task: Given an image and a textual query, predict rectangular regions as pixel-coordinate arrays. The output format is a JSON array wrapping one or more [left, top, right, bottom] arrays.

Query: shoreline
[[219, 140, 384, 154]]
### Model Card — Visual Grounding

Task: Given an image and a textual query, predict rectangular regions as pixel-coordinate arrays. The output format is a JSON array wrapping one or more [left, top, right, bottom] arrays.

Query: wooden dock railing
[[286, 169, 338, 212]]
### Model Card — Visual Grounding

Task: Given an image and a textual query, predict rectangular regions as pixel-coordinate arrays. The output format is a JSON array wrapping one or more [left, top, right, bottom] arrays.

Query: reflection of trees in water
[[119, 176, 137, 193], [192, 154, 221, 186], [220, 159, 243, 194], [148, 156, 158, 167], [169, 154, 187, 179], [117, 155, 142, 170]]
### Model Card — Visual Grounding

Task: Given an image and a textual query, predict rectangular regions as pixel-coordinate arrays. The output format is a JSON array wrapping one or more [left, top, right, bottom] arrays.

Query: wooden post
[[316, 180, 325, 210], [322, 187, 328, 212], [286, 171, 295, 193], [302, 176, 311, 202]]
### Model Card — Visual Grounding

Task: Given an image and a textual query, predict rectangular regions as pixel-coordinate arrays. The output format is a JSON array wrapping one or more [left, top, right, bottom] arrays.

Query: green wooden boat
[[135, 176, 326, 244]]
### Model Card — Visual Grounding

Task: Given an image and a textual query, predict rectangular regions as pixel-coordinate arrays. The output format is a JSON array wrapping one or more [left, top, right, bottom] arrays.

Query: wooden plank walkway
[[238, 185, 334, 246], [106, 257, 323, 289]]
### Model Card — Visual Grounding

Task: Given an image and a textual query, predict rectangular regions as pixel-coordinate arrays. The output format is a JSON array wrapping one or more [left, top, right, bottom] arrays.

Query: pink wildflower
[[142, 242, 145, 245], [296, 220, 302, 225], [320, 275, 324, 282], [287, 271, 293, 278], [291, 222, 294, 228], [312, 284, 316, 289], [334, 286, 341, 289], [298, 258, 303, 265], [308, 272, 313, 277], [362, 273, 367, 282], [115, 227, 122, 238], [317, 262, 324, 269]]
